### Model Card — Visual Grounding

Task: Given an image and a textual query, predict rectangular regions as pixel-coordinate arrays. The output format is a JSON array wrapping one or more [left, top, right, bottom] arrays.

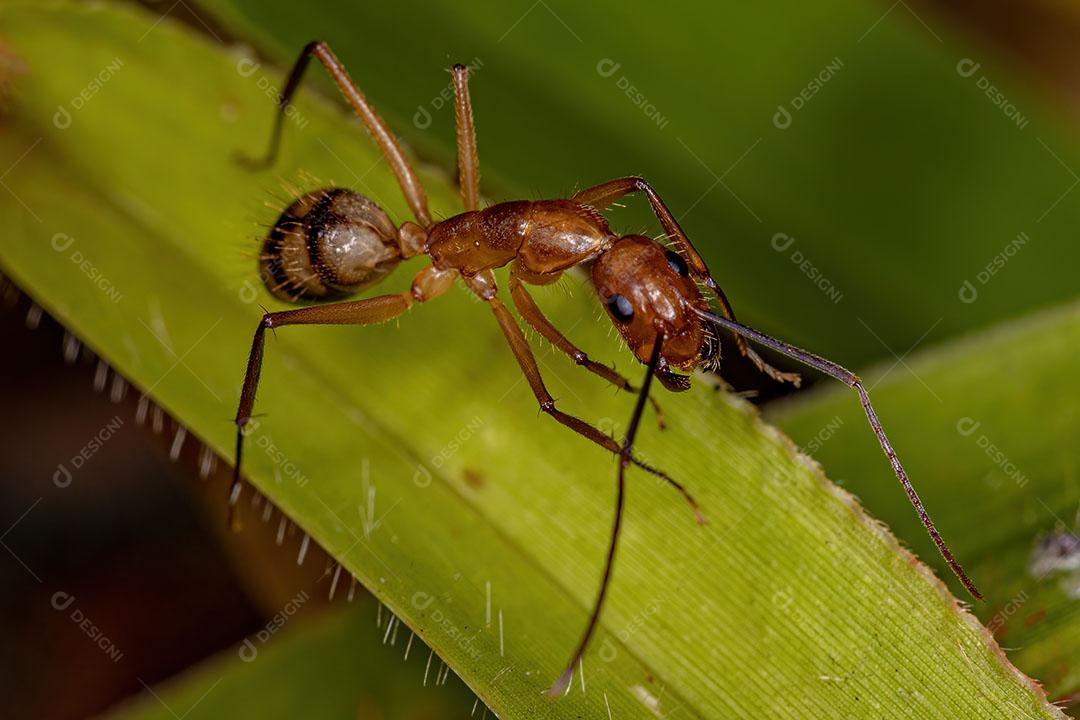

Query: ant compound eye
[[607, 294, 634, 323], [665, 250, 689, 277]]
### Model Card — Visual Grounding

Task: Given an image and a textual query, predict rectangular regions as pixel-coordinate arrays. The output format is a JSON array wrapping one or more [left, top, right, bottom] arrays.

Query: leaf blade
[[0, 3, 1066, 718]]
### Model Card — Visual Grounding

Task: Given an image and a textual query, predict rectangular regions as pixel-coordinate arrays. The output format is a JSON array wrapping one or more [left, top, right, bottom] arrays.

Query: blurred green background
[[0, 0, 1077, 717]]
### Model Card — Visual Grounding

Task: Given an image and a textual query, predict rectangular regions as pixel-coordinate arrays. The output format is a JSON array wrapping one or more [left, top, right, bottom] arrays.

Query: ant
[[231, 41, 981, 696]]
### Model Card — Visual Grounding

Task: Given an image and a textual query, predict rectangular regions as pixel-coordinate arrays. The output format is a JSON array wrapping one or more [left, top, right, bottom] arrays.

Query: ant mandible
[[230, 41, 981, 696]]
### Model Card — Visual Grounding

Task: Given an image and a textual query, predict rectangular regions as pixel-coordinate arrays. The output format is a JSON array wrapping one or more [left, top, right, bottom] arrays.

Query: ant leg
[[507, 268, 666, 428], [451, 64, 480, 212], [231, 265, 457, 528], [487, 296, 702, 522], [240, 40, 432, 227], [573, 176, 800, 386], [548, 331, 666, 697], [692, 307, 982, 601]]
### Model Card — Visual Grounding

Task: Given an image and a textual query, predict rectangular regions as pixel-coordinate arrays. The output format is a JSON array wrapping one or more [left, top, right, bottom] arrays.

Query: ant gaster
[[231, 41, 981, 696]]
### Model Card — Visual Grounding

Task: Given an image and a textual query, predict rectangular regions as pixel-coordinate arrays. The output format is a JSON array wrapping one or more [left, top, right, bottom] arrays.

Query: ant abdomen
[[260, 187, 401, 302]]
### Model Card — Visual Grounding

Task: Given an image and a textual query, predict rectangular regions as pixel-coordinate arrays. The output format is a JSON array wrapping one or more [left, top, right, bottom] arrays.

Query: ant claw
[[767, 366, 801, 387], [233, 149, 270, 172], [545, 666, 573, 699], [227, 479, 243, 532], [646, 395, 666, 430], [227, 506, 242, 533]]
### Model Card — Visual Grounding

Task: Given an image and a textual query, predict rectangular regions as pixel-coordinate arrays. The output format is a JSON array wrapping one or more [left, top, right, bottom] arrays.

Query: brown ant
[[231, 41, 981, 696]]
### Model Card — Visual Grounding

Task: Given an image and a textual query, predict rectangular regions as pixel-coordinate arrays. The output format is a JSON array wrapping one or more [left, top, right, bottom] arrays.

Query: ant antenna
[[548, 331, 667, 697], [692, 307, 982, 601]]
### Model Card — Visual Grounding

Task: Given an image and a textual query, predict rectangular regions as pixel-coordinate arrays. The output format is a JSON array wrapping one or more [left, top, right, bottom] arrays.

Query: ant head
[[592, 235, 717, 391]]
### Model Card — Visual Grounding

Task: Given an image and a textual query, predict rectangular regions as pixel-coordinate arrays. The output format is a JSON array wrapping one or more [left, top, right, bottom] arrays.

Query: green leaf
[[771, 300, 1080, 704], [105, 602, 475, 720], [199, 0, 1080, 368], [0, 2, 1065, 718]]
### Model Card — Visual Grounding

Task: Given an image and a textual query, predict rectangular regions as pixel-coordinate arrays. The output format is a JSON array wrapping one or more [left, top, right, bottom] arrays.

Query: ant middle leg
[[239, 40, 432, 227], [507, 267, 665, 428], [230, 265, 457, 526], [450, 63, 480, 212], [486, 294, 703, 523], [573, 176, 800, 386]]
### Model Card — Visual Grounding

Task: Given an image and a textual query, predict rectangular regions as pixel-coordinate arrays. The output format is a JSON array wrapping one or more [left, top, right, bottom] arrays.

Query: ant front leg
[[230, 265, 457, 527], [573, 176, 800, 386], [549, 329, 667, 697], [239, 40, 432, 227], [507, 267, 666, 428], [484, 291, 702, 523]]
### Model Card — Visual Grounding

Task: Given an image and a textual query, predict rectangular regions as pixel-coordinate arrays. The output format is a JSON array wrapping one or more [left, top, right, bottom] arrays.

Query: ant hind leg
[[230, 266, 456, 528], [239, 40, 433, 227]]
